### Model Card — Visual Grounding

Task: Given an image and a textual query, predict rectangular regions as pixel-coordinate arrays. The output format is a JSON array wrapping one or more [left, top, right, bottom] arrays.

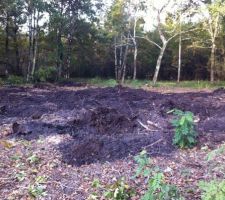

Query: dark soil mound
[[1, 86, 225, 166]]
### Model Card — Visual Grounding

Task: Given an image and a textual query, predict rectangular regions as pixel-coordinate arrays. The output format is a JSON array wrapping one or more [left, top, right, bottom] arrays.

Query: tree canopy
[[0, 0, 225, 83]]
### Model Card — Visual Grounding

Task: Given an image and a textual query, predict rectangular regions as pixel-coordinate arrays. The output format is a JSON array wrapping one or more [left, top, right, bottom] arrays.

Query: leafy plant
[[134, 151, 184, 200], [170, 109, 197, 148], [28, 184, 47, 198], [134, 150, 151, 178], [28, 176, 48, 198], [89, 178, 135, 200], [15, 171, 26, 182], [199, 180, 225, 200], [27, 154, 40, 164]]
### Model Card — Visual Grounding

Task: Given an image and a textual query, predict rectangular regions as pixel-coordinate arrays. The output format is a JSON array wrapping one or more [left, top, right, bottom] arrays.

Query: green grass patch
[[157, 81, 225, 89], [63, 78, 225, 89], [67, 77, 118, 87]]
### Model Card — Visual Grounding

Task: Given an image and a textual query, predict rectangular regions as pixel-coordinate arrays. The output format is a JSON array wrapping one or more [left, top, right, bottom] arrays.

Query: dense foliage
[[0, 0, 225, 82]]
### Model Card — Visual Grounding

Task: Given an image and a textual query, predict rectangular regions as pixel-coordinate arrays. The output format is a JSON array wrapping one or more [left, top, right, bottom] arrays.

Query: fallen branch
[[147, 120, 163, 130], [137, 119, 151, 131]]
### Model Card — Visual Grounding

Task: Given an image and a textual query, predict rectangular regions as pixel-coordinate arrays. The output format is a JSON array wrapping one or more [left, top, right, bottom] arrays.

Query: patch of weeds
[[15, 171, 26, 182], [35, 175, 48, 184], [89, 77, 118, 87], [134, 150, 152, 178], [28, 176, 48, 198], [169, 109, 197, 148], [15, 161, 26, 169], [89, 178, 135, 200], [199, 180, 225, 200], [27, 154, 40, 164], [134, 150, 184, 200], [28, 184, 47, 198]]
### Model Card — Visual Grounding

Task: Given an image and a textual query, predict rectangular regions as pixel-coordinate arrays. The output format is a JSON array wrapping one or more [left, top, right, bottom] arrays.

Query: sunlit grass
[[156, 81, 225, 89], [1, 76, 225, 89], [73, 78, 225, 89]]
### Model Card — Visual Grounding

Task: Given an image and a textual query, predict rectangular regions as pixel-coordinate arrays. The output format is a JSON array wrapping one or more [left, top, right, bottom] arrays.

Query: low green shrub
[[170, 109, 198, 148], [134, 150, 184, 200], [34, 67, 57, 82], [7, 75, 25, 85], [199, 180, 225, 200]]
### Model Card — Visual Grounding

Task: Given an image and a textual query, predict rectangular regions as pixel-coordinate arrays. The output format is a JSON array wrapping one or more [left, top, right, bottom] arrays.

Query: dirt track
[[0, 85, 225, 199]]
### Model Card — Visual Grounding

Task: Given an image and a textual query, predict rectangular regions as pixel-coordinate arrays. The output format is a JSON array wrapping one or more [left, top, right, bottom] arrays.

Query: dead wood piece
[[137, 119, 151, 131], [137, 119, 162, 131], [147, 120, 163, 130]]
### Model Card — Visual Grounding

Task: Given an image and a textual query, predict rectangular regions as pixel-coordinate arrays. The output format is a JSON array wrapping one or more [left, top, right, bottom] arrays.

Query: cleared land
[[0, 84, 225, 199]]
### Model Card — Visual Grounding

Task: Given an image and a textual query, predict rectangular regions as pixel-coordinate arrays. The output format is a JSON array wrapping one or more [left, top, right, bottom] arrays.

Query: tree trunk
[[66, 34, 72, 79], [31, 12, 39, 79], [114, 37, 118, 80], [133, 43, 137, 80], [210, 42, 215, 83], [121, 42, 129, 84], [153, 42, 167, 85], [177, 33, 182, 83], [118, 40, 123, 80], [132, 19, 137, 80], [5, 12, 9, 76], [27, 11, 33, 81]]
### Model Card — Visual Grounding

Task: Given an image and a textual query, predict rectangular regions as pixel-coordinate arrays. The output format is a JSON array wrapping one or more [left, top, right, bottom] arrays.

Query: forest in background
[[0, 0, 225, 84]]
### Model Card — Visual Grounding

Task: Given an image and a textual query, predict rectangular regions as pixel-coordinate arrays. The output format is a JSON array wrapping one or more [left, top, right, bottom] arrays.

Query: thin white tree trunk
[[177, 32, 182, 83], [31, 12, 39, 79], [27, 11, 33, 81], [132, 18, 137, 80], [114, 37, 118, 80], [121, 43, 129, 84], [153, 42, 167, 85]]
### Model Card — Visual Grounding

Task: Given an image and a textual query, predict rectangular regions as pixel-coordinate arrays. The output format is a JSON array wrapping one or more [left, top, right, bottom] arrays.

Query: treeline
[[0, 0, 225, 83]]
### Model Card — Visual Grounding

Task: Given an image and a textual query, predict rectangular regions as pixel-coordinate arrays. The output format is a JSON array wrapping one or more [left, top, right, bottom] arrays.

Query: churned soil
[[0, 84, 224, 199]]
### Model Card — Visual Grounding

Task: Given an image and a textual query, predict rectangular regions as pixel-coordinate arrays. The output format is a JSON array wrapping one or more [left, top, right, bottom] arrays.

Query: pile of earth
[[0, 85, 225, 166]]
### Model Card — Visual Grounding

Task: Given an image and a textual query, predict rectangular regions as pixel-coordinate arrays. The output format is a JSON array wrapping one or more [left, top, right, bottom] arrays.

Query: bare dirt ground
[[0, 84, 225, 199]]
